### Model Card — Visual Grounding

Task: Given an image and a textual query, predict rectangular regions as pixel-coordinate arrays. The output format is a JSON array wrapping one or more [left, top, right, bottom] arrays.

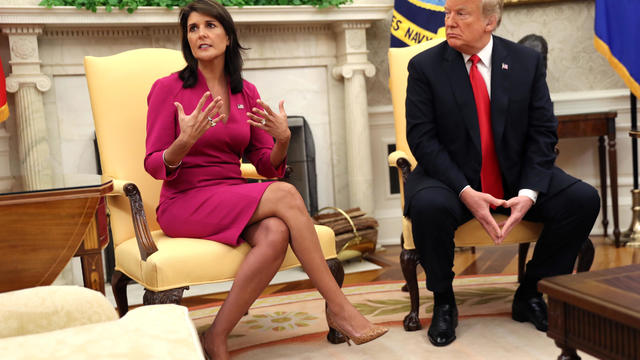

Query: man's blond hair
[[483, 0, 504, 27]]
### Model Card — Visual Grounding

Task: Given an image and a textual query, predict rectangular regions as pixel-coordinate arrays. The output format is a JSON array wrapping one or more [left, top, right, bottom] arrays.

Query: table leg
[[76, 197, 109, 294], [607, 120, 620, 247], [598, 135, 608, 237], [80, 252, 105, 294]]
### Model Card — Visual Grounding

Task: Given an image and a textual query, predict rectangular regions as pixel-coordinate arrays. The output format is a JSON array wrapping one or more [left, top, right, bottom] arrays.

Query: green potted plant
[[39, 0, 353, 13]]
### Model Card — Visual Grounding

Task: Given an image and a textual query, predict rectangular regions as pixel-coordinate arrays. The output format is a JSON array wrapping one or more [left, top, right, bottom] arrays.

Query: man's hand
[[460, 187, 506, 244], [498, 196, 534, 243]]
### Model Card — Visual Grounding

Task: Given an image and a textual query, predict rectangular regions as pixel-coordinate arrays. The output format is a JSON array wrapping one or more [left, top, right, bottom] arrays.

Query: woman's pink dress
[[144, 71, 286, 246]]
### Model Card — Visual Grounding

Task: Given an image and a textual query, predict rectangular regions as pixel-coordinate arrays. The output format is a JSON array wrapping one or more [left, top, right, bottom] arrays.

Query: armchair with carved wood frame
[[387, 39, 594, 332], [84, 48, 345, 343]]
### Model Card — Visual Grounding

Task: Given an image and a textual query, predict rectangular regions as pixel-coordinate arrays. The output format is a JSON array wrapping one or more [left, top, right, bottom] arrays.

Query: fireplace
[[0, 2, 392, 285]]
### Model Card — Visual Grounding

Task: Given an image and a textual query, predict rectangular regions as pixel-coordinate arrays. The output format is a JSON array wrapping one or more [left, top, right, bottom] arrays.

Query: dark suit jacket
[[404, 35, 577, 214]]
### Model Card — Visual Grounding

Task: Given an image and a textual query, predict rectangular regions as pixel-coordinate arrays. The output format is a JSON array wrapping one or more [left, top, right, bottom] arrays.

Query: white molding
[[41, 27, 177, 38], [552, 88, 630, 116], [0, 2, 393, 27], [40, 24, 337, 38], [239, 23, 331, 33], [551, 88, 630, 102]]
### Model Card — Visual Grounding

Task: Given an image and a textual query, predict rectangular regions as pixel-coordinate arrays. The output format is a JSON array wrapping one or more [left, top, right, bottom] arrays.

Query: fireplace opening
[[246, 115, 318, 214], [283, 116, 318, 215]]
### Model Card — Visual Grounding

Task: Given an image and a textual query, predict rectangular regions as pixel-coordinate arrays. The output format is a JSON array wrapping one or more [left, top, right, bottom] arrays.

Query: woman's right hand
[[174, 92, 226, 145]]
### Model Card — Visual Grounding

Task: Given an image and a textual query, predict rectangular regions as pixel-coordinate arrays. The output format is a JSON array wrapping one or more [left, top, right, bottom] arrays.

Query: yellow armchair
[[388, 39, 594, 332], [84, 49, 343, 340]]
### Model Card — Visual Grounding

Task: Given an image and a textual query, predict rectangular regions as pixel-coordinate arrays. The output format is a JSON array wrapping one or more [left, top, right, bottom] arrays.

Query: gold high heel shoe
[[326, 310, 388, 346]]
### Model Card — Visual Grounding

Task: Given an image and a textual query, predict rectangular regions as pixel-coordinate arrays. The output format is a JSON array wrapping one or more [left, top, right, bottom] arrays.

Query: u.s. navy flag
[[594, 0, 640, 98], [390, 0, 446, 48], [0, 57, 8, 123]]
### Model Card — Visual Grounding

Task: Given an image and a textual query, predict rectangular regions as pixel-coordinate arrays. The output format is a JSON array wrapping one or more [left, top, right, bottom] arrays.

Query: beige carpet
[[189, 275, 596, 359]]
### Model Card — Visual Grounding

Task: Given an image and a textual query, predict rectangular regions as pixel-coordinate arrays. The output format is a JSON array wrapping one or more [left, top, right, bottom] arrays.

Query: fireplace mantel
[[0, 0, 393, 213], [0, 1, 391, 26]]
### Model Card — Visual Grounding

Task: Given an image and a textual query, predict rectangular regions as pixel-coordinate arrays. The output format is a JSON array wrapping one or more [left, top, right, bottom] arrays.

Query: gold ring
[[261, 119, 266, 125]]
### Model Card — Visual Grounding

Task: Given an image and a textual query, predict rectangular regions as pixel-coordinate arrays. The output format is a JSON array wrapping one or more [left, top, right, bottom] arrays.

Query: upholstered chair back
[[388, 38, 445, 209], [85, 49, 185, 247]]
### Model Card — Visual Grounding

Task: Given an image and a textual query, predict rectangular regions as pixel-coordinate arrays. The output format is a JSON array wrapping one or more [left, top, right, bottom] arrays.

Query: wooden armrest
[[103, 177, 158, 260], [387, 150, 412, 185]]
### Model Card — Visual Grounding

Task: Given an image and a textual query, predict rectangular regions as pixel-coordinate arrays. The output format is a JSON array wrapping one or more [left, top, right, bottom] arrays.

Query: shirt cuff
[[459, 185, 471, 198], [518, 189, 539, 204]]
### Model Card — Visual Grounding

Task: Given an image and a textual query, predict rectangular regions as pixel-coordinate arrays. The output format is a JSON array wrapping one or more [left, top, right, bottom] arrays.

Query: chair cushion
[[402, 215, 543, 250], [115, 225, 336, 292], [0, 304, 203, 360]]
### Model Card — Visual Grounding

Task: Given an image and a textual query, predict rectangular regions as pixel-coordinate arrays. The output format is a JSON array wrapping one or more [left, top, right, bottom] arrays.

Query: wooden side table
[[0, 181, 113, 294], [556, 111, 620, 246], [539, 265, 640, 360]]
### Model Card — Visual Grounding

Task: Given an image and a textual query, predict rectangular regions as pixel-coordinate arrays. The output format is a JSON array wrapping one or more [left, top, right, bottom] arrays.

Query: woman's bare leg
[[248, 182, 373, 336], [203, 217, 290, 360]]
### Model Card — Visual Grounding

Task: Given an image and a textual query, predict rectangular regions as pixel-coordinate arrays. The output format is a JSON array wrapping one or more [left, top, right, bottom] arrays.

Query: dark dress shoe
[[428, 304, 458, 347], [512, 296, 548, 332]]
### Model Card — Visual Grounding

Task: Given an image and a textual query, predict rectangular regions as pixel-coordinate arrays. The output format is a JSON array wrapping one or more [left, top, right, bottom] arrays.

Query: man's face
[[444, 0, 496, 55]]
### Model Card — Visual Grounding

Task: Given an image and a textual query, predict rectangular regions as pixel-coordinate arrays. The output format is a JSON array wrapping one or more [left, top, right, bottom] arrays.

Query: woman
[[144, 0, 387, 358]]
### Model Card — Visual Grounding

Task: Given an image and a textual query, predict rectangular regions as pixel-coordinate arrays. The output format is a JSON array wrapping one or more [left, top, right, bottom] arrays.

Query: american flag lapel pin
[[501, 63, 509, 70], [237, 104, 244, 109]]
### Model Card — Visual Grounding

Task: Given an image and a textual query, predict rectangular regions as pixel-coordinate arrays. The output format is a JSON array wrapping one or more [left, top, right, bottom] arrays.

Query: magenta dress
[[144, 71, 286, 246]]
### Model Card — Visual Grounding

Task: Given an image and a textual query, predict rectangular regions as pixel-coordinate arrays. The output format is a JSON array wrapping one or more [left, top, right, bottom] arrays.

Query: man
[[404, 0, 600, 347]]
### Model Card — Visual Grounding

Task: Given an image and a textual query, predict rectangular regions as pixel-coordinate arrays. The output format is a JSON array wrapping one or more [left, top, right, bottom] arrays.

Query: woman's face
[[186, 11, 229, 63]]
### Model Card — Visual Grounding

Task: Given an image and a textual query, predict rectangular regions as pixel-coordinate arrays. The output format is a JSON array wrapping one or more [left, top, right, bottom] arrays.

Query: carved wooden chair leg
[[575, 238, 595, 273], [400, 233, 409, 292], [556, 341, 581, 360], [143, 286, 189, 307], [326, 258, 347, 344], [400, 242, 422, 331], [111, 270, 132, 317], [518, 243, 531, 284]]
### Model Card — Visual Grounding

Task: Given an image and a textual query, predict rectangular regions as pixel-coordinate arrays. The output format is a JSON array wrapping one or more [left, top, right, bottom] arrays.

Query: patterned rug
[[189, 275, 595, 359]]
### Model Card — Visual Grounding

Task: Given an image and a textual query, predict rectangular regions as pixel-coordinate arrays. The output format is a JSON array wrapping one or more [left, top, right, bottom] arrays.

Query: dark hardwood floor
[[180, 235, 640, 308]]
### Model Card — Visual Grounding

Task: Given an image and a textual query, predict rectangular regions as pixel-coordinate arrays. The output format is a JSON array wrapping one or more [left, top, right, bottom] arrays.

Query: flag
[[594, 0, 640, 98], [0, 57, 8, 123], [390, 0, 446, 48]]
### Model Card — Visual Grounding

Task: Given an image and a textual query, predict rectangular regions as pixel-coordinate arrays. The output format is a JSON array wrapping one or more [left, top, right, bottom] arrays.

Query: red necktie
[[469, 54, 503, 200]]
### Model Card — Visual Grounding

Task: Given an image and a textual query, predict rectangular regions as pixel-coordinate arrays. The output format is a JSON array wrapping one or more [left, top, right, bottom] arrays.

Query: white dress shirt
[[458, 36, 538, 204]]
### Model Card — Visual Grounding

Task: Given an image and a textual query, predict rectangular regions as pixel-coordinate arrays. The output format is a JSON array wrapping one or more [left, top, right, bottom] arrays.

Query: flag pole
[[632, 93, 638, 189], [622, 92, 640, 246]]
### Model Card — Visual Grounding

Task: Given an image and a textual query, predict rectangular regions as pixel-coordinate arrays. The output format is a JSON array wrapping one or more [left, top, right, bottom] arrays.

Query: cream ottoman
[[0, 286, 204, 359]]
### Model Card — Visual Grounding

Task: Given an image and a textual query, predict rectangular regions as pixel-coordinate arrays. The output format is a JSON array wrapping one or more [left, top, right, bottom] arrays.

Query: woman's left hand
[[247, 99, 291, 144]]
